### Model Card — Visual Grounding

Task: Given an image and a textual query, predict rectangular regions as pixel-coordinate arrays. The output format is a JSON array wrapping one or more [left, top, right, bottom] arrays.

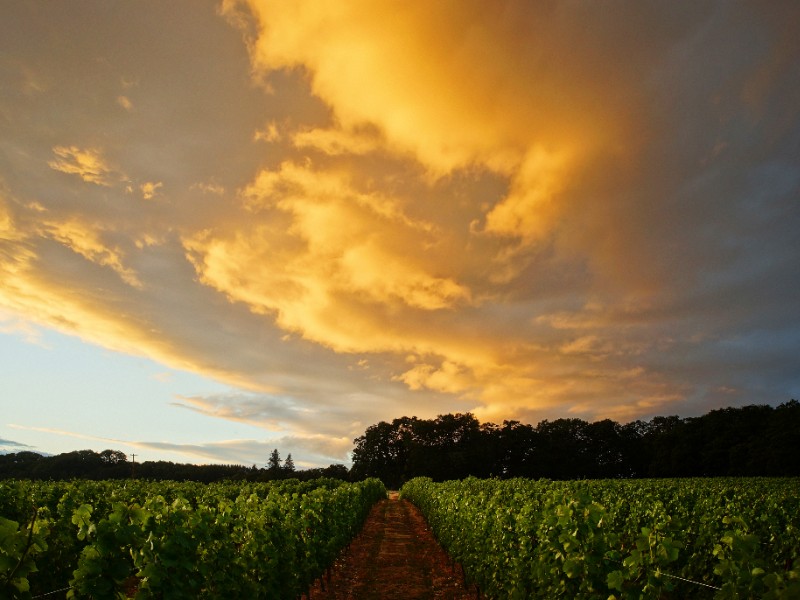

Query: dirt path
[[305, 493, 480, 600]]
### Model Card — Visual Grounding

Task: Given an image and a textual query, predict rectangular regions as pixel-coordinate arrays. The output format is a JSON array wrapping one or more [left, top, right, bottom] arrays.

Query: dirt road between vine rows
[[305, 493, 480, 600]]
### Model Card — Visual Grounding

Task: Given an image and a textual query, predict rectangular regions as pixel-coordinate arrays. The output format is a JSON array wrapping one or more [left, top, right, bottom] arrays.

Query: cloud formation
[[0, 438, 31, 452], [1, 1, 798, 465], [48, 146, 122, 187]]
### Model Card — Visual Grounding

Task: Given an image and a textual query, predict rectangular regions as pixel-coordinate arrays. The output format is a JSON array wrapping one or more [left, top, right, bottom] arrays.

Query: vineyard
[[400, 477, 800, 599], [0, 477, 385, 599], [3, 476, 799, 599]]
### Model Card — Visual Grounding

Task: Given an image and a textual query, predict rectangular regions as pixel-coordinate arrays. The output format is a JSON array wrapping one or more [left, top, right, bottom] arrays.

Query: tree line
[[350, 400, 800, 488], [0, 447, 348, 483], [2, 401, 797, 485]]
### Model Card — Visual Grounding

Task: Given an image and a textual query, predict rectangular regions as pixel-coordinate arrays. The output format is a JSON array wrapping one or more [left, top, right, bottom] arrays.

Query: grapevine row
[[400, 477, 800, 599], [0, 477, 385, 599]]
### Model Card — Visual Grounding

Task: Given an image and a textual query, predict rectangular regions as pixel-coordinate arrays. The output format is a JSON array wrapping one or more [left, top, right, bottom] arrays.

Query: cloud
[[140, 181, 163, 200], [0, 438, 32, 450], [8, 424, 123, 446], [291, 124, 383, 156], [0, 308, 46, 345], [40, 217, 143, 288], [48, 146, 122, 187], [184, 160, 474, 358], [172, 394, 308, 433], [117, 95, 134, 111]]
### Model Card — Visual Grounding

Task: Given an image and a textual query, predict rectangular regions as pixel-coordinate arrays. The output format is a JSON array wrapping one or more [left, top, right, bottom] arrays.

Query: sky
[[1, 1, 798, 469]]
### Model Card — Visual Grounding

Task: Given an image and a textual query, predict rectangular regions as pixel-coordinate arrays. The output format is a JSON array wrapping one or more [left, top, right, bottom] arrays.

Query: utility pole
[[130, 453, 136, 479]]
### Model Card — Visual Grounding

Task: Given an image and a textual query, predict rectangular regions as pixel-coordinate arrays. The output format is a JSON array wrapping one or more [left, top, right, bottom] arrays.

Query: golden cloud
[[41, 217, 142, 288], [482, 148, 572, 242], [0, 197, 17, 241], [140, 181, 163, 200], [202, 1, 748, 419], [292, 124, 383, 156], [226, 2, 594, 174], [48, 146, 122, 187], [185, 160, 473, 356], [117, 95, 134, 111]]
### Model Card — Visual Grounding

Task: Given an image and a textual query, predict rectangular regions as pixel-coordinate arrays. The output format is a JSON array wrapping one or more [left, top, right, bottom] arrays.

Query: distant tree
[[267, 448, 281, 470], [757, 400, 800, 475], [495, 420, 537, 478], [322, 464, 349, 480], [266, 448, 283, 479], [534, 418, 591, 479], [283, 453, 295, 473], [0, 451, 44, 479], [99, 449, 127, 464], [585, 419, 627, 478], [350, 403, 800, 482], [351, 419, 414, 488], [426, 413, 484, 481], [52, 450, 105, 479]]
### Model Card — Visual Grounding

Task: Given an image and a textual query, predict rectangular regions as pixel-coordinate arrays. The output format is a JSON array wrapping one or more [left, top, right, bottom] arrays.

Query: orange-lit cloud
[[185, 160, 474, 358], [48, 146, 122, 187], [41, 217, 143, 288], [117, 95, 134, 111], [139, 181, 163, 200]]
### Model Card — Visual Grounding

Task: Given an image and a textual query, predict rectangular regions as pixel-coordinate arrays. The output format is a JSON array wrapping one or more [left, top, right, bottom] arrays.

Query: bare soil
[[305, 492, 480, 600]]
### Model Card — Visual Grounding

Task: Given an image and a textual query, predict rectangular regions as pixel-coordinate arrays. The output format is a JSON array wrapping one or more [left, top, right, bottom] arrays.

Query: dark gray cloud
[[0, 438, 33, 453]]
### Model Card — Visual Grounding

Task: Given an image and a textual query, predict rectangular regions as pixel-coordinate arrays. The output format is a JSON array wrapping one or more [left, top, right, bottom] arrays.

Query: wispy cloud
[[0, 310, 46, 346], [139, 181, 163, 200], [117, 95, 134, 111], [0, 437, 32, 450], [8, 424, 123, 446], [8, 423, 348, 467], [48, 146, 122, 187]]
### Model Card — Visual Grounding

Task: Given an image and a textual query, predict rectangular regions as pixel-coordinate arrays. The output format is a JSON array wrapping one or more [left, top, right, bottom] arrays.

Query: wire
[[659, 571, 722, 591], [32, 585, 74, 598]]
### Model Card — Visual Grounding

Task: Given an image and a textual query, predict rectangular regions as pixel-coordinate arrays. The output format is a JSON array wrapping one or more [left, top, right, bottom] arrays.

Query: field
[[400, 477, 800, 599], [1, 476, 799, 599], [0, 478, 385, 599]]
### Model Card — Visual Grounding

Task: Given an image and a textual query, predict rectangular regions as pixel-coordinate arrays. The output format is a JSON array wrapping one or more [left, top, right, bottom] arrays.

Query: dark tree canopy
[[350, 400, 800, 487]]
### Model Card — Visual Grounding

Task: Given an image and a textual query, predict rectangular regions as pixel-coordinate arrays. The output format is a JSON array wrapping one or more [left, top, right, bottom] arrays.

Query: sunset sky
[[1, 1, 798, 468]]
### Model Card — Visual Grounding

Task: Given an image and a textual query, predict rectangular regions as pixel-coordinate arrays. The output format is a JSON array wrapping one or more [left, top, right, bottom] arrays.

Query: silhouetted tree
[[348, 401, 800, 482], [99, 449, 127, 464], [533, 418, 591, 479], [757, 400, 800, 475], [322, 464, 349, 480], [585, 419, 628, 478], [494, 420, 537, 478], [283, 453, 295, 473], [267, 448, 282, 471], [351, 418, 415, 488]]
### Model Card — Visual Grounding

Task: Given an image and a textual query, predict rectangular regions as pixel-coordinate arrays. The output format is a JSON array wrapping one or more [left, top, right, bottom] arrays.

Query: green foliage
[[400, 477, 800, 599], [713, 516, 800, 599], [0, 509, 50, 599], [0, 477, 386, 598]]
